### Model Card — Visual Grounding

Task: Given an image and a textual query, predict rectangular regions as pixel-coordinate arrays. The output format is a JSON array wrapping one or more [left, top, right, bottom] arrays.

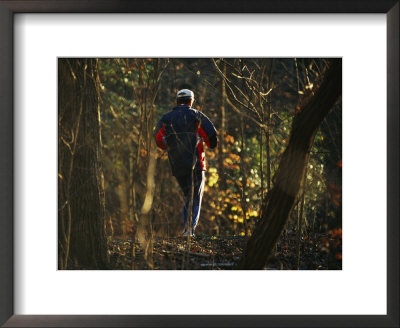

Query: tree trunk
[[218, 61, 227, 191], [296, 165, 308, 269], [238, 59, 342, 269], [240, 119, 248, 236], [266, 59, 274, 193], [58, 58, 109, 269]]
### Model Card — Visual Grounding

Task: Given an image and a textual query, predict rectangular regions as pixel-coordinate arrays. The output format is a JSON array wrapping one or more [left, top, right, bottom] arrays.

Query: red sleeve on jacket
[[196, 122, 211, 148], [155, 125, 166, 149]]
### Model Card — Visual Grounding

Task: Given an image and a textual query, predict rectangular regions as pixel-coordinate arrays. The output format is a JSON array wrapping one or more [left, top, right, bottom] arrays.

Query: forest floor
[[108, 229, 341, 270]]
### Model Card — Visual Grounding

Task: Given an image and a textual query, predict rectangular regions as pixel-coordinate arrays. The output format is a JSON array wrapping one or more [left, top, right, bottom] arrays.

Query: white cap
[[176, 89, 194, 99]]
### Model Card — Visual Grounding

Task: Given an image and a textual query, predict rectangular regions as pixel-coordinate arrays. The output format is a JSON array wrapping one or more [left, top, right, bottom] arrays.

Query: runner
[[155, 89, 217, 236]]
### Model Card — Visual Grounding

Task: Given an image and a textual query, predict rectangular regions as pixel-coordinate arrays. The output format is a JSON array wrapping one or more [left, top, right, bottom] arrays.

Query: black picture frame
[[0, 1, 398, 327]]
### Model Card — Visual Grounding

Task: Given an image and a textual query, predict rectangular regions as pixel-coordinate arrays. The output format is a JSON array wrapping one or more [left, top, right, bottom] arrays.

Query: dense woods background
[[58, 58, 342, 270]]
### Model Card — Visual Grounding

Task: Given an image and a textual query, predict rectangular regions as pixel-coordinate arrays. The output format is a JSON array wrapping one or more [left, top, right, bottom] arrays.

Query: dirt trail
[[108, 231, 341, 270]]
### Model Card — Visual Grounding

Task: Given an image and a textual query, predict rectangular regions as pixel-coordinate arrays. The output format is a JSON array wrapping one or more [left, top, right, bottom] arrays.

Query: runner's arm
[[155, 120, 167, 150], [197, 112, 217, 149]]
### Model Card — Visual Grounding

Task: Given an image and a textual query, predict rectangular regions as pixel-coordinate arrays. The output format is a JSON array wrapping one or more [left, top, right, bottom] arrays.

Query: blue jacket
[[155, 105, 217, 176]]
